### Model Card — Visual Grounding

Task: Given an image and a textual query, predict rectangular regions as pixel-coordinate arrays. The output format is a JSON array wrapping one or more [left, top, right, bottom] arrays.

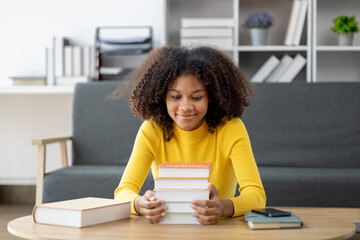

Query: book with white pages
[[161, 202, 197, 213], [158, 213, 200, 225], [180, 28, 233, 38], [73, 46, 83, 76], [155, 189, 209, 202], [284, 0, 301, 45], [154, 178, 209, 190], [180, 37, 233, 49], [181, 18, 234, 28], [251, 55, 280, 83], [277, 54, 306, 82], [265, 54, 293, 82], [292, 0, 308, 46]]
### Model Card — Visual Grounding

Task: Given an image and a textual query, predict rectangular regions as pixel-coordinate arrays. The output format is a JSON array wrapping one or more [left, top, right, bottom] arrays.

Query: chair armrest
[[32, 136, 72, 205], [32, 136, 72, 145]]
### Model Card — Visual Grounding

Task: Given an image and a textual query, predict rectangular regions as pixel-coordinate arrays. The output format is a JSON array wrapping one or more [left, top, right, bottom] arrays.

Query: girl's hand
[[191, 183, 234, 225], [135, 190, 167, 224]]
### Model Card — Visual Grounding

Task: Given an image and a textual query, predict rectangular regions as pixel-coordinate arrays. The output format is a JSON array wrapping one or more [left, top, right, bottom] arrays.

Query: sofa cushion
[[259, 166, 360, 207], [242, 83, 360, 168], [43, 165, 154, 203], [72, 82, 142, 165]]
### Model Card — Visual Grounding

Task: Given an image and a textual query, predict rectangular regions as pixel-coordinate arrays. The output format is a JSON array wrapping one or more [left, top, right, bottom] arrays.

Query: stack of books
[[155, 162, 212, 224], [251, 54, 306, 83], [180, 18, 234, 49]]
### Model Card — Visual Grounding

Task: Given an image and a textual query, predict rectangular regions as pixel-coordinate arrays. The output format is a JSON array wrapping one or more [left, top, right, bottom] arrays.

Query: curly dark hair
[[113, 45, 254, 141]]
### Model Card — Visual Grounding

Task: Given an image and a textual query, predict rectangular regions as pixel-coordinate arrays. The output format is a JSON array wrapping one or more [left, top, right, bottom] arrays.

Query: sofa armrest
[[32, 136, 72, 205]]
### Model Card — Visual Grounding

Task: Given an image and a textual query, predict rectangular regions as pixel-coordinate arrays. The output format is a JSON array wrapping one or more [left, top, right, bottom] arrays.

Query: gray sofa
[[38, 82, 360, 208]]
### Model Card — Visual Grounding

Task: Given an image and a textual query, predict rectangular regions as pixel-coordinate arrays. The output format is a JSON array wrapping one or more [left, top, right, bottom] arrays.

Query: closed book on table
[[33, 197, 131, 228], [155, 189, 209, 202], [181, 18, 234, 28], [158, 162, 212, 178], [154, 178, 209, 190], [244, 211, 303, 230]]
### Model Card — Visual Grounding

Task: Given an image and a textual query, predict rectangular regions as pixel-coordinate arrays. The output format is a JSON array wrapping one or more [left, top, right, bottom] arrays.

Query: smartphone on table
[[251, 207, 291, 217]]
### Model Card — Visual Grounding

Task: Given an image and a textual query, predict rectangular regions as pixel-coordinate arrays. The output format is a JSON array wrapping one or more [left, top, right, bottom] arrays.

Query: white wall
[[0, 0, 165, 85], [0, 0, 165, 184]]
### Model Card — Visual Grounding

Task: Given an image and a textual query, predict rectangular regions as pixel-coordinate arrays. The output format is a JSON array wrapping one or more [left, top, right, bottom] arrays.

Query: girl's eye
[[171, 96, 181, 100], [192, 96, 202, 101]]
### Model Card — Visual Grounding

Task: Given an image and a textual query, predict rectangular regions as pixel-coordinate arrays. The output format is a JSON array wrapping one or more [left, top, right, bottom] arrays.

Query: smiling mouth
[[177, 114, 196, 119]]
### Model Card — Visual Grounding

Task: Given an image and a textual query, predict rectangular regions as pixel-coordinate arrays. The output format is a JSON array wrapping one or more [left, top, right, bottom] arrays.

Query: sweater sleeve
[[225, 119, 266, 217], [114, 121, 158, 214]]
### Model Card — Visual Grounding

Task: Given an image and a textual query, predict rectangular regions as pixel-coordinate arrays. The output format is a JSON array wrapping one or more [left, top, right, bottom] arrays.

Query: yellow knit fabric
[[114, 117, 266, 216]]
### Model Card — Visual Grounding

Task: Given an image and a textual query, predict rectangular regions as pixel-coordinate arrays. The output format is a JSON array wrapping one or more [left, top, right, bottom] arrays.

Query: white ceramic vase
[[338, 33, 354, 46], [250, 28, 268, 46]]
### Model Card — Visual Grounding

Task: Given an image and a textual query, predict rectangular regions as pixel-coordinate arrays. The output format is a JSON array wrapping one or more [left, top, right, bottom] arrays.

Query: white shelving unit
[[312, 0, 360, 82], [0, 86, 74, 95], [165, 0, 360, 83]]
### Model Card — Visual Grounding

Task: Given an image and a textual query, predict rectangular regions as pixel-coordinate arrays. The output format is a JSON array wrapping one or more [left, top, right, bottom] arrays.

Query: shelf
[[316, 46, 360, 52], [236, 45, 308, 52], [0, 86, 74, 94]]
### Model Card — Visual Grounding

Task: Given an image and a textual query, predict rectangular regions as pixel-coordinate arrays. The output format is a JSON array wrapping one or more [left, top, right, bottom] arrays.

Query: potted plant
[[245, 11, 274, 46], [331, 14, 359, 46]]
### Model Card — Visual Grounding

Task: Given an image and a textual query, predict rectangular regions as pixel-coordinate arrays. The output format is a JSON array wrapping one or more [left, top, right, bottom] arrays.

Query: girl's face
[[166, 74, 209, 131]]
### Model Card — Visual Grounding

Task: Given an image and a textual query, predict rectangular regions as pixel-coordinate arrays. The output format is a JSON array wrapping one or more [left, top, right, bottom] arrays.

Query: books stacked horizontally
[[244, 211, 303, 230], [155, 162, 212, 224], [33, 197, 131, 228], [284, 0, 309, 46], [10, 76, 46, 86], [251, 54, 306, 83], [180, 18, 234, 50]]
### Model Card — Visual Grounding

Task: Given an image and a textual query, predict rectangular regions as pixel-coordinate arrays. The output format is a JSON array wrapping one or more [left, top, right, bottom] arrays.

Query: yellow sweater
[[114, 117, 266, 217]]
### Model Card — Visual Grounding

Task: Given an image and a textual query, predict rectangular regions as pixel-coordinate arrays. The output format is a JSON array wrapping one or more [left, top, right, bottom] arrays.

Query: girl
[[114, 46, 266, 225]]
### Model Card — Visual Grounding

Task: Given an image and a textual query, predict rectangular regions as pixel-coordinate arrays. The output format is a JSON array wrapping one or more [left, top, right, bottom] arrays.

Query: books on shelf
[[10, 76, 46, 86], [180, 38, 233, 49], [251, 55, 280, 83], [155, 162, 212, 224], [158, 162, 213, 178], [265, 54, 293, 82], [32, 197, 131, 228], [284, 0, 308, 46], [244, 211, 303, 230], [180, 28, 233, 38], [277, 53, 306, 82], [180, 18, 234, 49], [53, 36, 70, 78], [56, 76, 89, 86], [181, 18, 234, 28]]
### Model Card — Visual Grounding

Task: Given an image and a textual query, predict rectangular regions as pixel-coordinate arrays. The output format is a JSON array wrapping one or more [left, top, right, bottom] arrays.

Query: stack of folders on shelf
[[244, 211, 303, 230], [251, 54, 306, 83], [95, 27, 152, 81], [46, 36, 93, 86], [180, 18, 234, 50], [284, 0, 309, 46], [155, 162, 213, 224]]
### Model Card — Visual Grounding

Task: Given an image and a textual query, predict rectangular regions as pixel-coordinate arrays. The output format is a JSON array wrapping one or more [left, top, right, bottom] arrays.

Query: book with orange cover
[[158, 162, 213, 178]]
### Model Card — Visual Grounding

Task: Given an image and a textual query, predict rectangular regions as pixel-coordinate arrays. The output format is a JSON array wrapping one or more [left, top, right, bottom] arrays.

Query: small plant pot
[[250, 28, 268, 46], [338, 33, 354, 46]]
